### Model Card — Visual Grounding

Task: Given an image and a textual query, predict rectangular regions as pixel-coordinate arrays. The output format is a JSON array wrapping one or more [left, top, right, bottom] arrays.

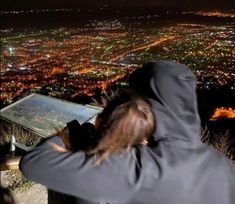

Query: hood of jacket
[[129, 60, 202, 148]]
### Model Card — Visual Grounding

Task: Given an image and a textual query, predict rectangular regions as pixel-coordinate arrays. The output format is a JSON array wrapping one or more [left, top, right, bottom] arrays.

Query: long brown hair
[[53, 90, 155, 165], [89, 90, 155, 164]]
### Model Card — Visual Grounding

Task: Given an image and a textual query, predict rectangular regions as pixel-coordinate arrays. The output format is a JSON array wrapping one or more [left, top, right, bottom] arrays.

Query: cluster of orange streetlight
[[210, 107, 235, 121]]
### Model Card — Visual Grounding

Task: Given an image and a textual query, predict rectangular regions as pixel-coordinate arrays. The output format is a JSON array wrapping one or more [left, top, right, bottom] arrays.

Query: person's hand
[[57, 127, 71, 150]]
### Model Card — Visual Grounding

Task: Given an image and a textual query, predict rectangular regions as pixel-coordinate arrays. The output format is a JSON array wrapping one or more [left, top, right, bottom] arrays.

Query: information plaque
[[0, 93, 102, 151]]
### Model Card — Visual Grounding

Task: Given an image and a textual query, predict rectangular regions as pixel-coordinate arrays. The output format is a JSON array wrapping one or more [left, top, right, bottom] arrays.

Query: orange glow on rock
[[210, 107, 235, 121]]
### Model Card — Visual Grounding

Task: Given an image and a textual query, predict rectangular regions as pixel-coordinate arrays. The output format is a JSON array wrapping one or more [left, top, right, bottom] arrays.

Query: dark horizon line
[[1, 5, 235, 11], [1, 7, 234, 13]]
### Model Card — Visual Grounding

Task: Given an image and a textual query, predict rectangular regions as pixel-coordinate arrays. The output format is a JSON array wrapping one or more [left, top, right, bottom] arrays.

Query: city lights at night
[[0, 1, 234, 127], [1, 21, 234, 107], [210, 107, 235, 121]]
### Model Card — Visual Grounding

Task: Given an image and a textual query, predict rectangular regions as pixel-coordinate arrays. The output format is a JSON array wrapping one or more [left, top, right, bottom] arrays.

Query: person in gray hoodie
[[20, 60, 235, 204]]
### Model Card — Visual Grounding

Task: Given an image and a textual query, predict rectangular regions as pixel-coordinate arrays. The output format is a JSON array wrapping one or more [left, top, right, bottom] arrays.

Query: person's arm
[[20, 136, 142, 203]]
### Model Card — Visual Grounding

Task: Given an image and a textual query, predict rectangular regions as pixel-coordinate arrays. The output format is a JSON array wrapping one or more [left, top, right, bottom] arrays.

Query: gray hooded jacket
[[20, 61, 235, 204]]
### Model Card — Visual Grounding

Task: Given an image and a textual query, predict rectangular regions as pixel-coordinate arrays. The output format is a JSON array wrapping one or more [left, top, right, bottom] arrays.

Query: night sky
[[1, 0, 235, 11]]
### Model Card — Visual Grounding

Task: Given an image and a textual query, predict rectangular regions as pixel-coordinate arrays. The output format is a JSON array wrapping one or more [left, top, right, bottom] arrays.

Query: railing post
[[10, 134, 16, 155]]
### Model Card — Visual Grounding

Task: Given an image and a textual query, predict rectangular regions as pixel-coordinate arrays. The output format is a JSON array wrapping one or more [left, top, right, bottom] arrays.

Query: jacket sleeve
[[19, 136, 140, 203]]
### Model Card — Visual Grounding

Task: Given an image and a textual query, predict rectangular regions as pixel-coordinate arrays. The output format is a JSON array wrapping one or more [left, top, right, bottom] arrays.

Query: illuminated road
[[204, 40, 218, 50], [109, 35, 178, 62], [184, 39, 219, 58]]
